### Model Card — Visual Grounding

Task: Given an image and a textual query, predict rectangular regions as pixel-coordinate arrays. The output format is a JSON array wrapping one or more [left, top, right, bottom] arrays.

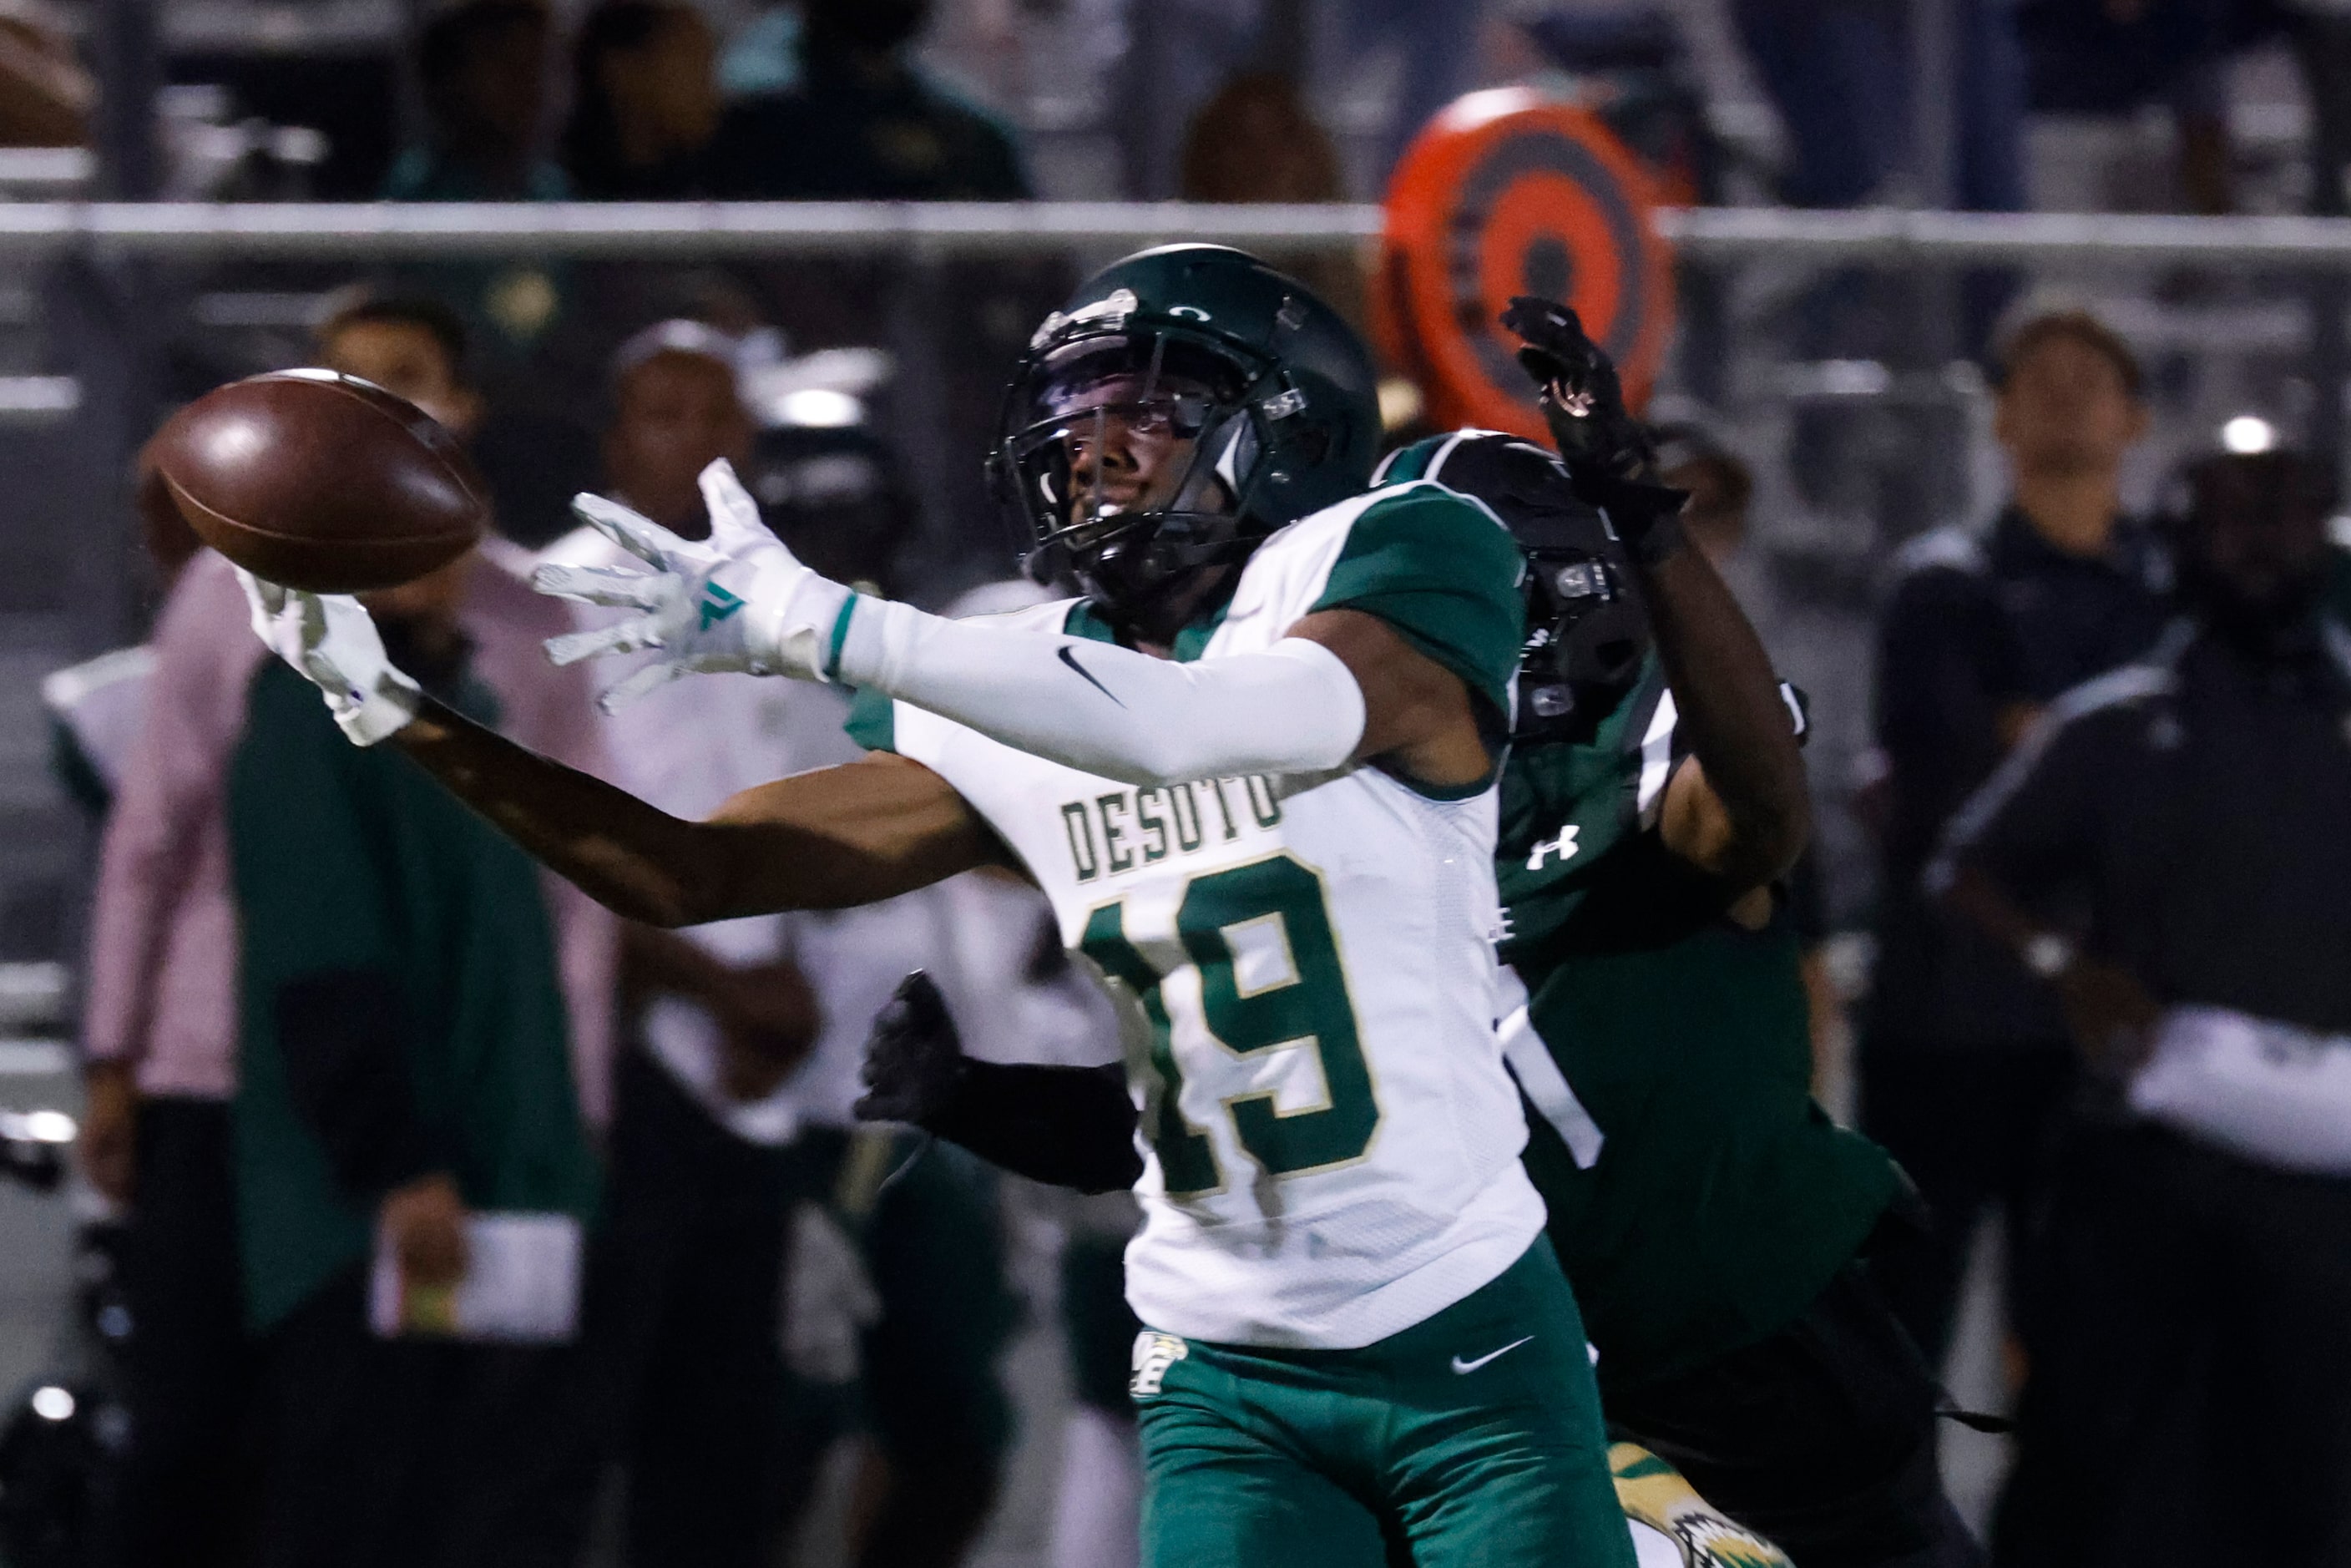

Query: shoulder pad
[[1353, 477, 1515, 536]]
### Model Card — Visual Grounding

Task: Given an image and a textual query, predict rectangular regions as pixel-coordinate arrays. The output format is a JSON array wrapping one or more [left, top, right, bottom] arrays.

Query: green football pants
[[1134, 1238, 1636, 1568]]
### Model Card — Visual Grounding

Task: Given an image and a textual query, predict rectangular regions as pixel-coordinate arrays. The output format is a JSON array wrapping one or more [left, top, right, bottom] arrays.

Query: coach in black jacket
[[1936, 447, 2351, 1568], [1860, 310, 2171, 1362]]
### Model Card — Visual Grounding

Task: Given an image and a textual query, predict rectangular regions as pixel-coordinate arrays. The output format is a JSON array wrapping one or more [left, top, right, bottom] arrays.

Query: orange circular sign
[[1375, 88, 1676, 441]]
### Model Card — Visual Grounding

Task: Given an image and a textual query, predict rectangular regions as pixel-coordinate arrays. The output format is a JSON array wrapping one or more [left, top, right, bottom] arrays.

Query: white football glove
[[532, 458, 854, 711], [236, 569, 421, 746]]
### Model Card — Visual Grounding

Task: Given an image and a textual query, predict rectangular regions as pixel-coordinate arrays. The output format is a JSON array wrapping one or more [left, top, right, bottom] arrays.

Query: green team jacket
[[227, 662, 601, 1333], [1499, 656, 1901, 1390]]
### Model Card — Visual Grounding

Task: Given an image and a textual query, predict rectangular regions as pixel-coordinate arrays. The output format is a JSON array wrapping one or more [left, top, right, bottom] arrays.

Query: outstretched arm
[[1646, 547, 1812, 889], [839, 599, 1493, 792], [393, 700, 1008, 923], [1504, 296, 1808, 889], [234, 573, 1009, 924], [538, 461, 1498, 794]]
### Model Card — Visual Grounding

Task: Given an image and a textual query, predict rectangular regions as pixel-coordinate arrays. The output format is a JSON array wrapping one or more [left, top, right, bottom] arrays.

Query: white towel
[[369, 1211, 584, 1343], [2129, 1006, 2351, 1175]]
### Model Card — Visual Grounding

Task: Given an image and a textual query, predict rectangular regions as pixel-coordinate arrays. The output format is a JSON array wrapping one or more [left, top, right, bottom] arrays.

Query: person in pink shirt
[[81, 295, 618, 1568]]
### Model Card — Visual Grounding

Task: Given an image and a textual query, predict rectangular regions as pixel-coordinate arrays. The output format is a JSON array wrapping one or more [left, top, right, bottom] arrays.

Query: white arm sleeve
[[834, 595, 1366, 785]]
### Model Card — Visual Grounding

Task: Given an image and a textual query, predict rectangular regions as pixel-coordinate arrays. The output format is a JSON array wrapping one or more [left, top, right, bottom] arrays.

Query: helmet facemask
[[996, 330, 1277, 639], [1517, 520, 1649, 742]]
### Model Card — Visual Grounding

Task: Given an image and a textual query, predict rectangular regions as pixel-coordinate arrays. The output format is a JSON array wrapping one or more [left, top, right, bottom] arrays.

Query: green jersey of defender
[[1496, 653, 1901, 1387]]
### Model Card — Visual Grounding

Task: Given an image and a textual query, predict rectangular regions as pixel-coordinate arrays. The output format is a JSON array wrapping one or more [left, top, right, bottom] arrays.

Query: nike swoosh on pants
[[1450, 1335, 1534, 1374]]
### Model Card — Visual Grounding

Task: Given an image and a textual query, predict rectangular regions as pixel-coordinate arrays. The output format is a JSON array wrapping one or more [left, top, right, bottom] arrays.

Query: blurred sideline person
[[81, 298, 615, 1568], [1936, 448, 2351, 1567], [230, 555, 604, 1565], [540, 320, 821, 1568], [705, 0, 1062, 570], [1861, 309, 2171, 1364], [542, 321, 1017, 1568], [708, 0, 1029, 199], [315, 291, 488, 434], [43, 447, 203, 823], [383, 0, 565, 200], [1175, 70, 1360, 325], [1730, 0, 2024, 215], [562, 0, 720, 199], [382, 1, 575, 375]]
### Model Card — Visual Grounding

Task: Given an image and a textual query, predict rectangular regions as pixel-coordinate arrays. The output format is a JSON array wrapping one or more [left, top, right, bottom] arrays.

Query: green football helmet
[[1376, 430, 1649, 740], [989, 245, 1380, 635]]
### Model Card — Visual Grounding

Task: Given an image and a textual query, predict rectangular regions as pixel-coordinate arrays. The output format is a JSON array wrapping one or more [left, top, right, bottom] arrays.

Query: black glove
[[855, 970, 1144, 1194], [1500, 296, 1687, 564], [855, 970, 968, 1130]]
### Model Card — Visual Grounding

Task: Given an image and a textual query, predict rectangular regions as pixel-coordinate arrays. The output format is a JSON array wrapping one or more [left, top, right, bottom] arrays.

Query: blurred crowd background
[[0, 0, 2348, 1565]]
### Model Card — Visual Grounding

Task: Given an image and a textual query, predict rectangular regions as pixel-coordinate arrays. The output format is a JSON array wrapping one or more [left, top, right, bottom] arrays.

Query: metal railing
[[5, 200, 2351, 263], [0, 200, 1380, 257]]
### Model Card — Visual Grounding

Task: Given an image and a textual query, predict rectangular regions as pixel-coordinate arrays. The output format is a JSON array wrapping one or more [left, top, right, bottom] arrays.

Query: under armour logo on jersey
[[1130, 1331, 1188, 1399], [1526, 825, 1580, 871], [698, 583, 745, 630]]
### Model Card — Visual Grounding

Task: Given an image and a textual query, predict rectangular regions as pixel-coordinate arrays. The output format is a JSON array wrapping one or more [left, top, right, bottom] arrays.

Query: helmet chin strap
[[1078, 510, 1253, 642]]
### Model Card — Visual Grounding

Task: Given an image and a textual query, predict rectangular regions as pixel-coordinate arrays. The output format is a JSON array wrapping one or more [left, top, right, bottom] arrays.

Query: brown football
[[151, 370, 488, 594]]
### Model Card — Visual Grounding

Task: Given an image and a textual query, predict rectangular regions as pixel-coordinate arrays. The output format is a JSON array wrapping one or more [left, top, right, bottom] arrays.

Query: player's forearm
[[835, 598, 1365, 786], [391, 695, 745, 927], [927, 1059, 1144, 1194], [1639, 544, 1810, 883]]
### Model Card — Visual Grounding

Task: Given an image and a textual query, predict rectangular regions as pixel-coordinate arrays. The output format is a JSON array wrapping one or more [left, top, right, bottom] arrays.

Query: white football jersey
[[852, 483, 1544, 1348]]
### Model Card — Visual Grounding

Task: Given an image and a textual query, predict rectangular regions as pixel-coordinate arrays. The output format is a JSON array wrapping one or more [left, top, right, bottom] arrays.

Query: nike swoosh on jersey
[[1057, 645, 1125, 707], [1450, 1335, 1534, 1374]]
